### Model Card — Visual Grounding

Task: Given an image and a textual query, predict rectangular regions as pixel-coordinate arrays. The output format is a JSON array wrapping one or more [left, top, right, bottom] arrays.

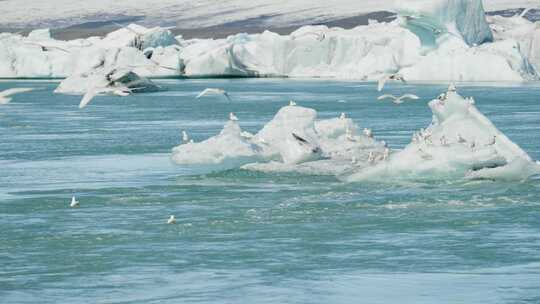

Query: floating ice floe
[[172, 85, 539, 182], [0, 0, 538, 82]]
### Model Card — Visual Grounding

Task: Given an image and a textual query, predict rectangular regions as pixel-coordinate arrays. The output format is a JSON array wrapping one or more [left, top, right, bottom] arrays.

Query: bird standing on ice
[[182, 130, 190, 143], [229, 112, 239, 121], [70, 196, 79, 208], [486, 136, 496, 146], [457, 133, 467, 144], [363, 128, 373, 138], [289, 100, 297, 106], [377, 74, 406, 91], [196, 88, 232, 102], [378, 94, 419, 104], [339, 112, 346, 120], [0, 88, 35, 105], [167, 215, 176, 224]]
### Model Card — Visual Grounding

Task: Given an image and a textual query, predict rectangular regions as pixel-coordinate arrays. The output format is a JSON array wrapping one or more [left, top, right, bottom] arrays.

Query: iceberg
[[345, 85, 539, 182], [172, 86, 539, 182], [395, 0, 493, 47], [0, 3, 537, 82]]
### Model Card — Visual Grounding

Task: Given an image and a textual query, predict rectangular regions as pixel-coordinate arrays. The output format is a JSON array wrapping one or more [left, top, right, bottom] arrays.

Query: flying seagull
[[196, 88, 232, 102], [0, 88, 35, 104], [377, 74, 406, 91], [79, 87, 136, 109], [377, 94, 419, 104], [167, 215, 176, 224], [70, 196, 79, 208]]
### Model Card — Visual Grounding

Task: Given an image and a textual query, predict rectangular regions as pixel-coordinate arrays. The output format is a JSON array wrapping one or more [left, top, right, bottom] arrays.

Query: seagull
[[519, 8, 532, 18], [448, 83, 457, 92], [167, 215, 176, 224], [196, 88, 231, 102], [351, 156, 357, 164], [486, 135, 496, 146], [0, 88, 35, 105], [346, 128, 355, 141], [229, 112, 239, 121], [382, 148, 390, 161], [363, 128, 373, 138], [440, 135, 449, 146], [377, 94, 419, 104], [182, 130, 190, 143], [70, 196, 79, 208], [367, 151, 376, 163], [377, 73, 406, 91], [289, 100, 297, 106], [339, 112, 346, 119], [469, 140, 476, 150], [79, 87, 134, 109], [457, 133, 467, 144]]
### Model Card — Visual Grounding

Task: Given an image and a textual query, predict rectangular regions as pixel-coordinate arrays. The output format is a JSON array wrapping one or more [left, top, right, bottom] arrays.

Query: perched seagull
[[363, 128, 373, 138], [367, 151, 376, 163], [182, 130, 190, 143], [378, 94, 419, 104], [457, 133, 467, 144], [382, 148, 390, 161], [346, 128, 355, 141], [70, 196, 79, 208], [0, 88, 35, 105], [339, 112, 346, 120], [229, 112, 239, 121], [196, 88, 232, 102], [486, 135, 496, 146], [469, 140, 476, 150], [377, 73, 406, 91], [440, 135, 449, 146], [79, 87, 133, 109], [167, 215, 176, 224], [289, 100, 297, 106]]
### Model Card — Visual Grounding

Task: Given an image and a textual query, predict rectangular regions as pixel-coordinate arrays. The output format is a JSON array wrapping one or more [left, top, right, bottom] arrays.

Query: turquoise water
[[1, 79, 540, 303]]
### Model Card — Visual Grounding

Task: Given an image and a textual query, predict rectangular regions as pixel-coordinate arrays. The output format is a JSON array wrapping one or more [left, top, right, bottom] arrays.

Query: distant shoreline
[[1, 9, 537, 41]]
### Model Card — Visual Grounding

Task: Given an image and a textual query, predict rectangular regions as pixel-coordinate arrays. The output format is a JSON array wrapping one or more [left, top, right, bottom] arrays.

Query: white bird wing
[[378, 94, 397, 101], [79, 89, 99, 109], [401, 94, 420, 100], [0, 87, 35, 97], [520, 8, 532, 18], [196, 88, 213, 98], [377, 76, 387, 92]]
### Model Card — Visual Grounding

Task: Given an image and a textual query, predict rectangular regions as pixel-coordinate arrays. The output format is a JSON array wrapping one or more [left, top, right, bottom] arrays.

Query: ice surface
[[396, 0, 493, 46], [172, 86, 539, 182], [0, 4, 538, 81]]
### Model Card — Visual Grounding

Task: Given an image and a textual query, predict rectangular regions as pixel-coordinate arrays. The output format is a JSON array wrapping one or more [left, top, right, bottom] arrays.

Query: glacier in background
[[0, 0, 538, 84]]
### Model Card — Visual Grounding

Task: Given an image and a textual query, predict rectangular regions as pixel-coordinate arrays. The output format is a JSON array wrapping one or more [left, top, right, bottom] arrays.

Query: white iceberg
[[395, 0, 493, 47], [345, 85, 539, 182]]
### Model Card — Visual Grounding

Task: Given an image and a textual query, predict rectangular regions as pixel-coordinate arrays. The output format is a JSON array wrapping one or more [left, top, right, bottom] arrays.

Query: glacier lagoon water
[[1, 79, 540, 303]]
